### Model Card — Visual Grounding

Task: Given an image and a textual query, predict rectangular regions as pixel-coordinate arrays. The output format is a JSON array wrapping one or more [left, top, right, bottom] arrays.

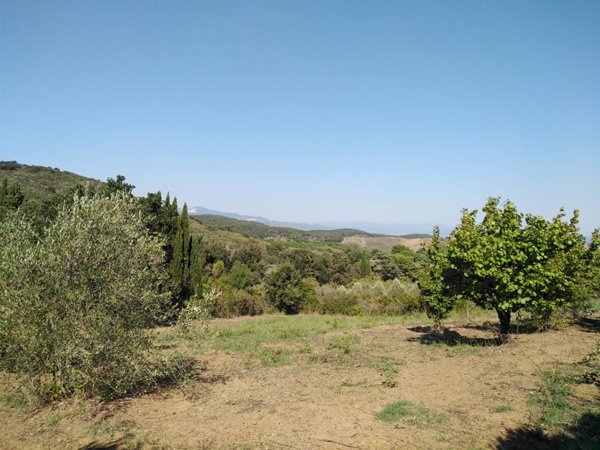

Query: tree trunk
[[497, 309, 511, 342]]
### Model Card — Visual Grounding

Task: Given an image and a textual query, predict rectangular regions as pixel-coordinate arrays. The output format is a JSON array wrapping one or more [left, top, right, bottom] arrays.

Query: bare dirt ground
[[1, 316, 598, 450]]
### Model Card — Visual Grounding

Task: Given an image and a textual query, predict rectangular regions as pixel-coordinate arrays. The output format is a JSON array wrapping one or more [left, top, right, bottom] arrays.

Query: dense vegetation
[[0, 193, 177, 400], [420, 198, 599, 337], [0, 163, 598, 405]]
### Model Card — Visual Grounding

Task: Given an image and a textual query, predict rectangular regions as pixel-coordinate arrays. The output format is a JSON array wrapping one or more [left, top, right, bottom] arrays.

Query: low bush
[[316, 279, 422, 316], [201, 285, 271, 318]]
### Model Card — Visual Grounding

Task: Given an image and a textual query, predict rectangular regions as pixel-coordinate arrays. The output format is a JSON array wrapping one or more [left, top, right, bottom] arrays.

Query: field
[[1, 312, 599, 449]]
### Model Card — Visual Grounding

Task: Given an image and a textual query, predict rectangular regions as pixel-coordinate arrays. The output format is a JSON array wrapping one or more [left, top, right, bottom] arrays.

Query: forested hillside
[[192, 213, 376, 242], [0, 161, 100, 200]]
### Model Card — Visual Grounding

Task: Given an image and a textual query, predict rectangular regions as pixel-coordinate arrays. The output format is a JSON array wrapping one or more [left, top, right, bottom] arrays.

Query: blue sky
[[1, 0, 599, 233]]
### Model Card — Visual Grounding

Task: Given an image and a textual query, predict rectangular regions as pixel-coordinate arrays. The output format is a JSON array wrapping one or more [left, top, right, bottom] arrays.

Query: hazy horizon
[[2, 1, 599, 234]]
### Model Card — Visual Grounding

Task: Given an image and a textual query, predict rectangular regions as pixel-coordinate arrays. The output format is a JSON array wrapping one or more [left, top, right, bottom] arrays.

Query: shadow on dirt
[[494, 411, 600, 450], [575, 317, 600, 333], [463, 321, 540, 335], [407, 326, 500, 346], [79, 438, 126, 449]]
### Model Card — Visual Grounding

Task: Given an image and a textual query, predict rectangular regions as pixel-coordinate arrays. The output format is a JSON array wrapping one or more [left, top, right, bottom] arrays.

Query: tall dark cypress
[[189, 235, 205, 297], [170, 208, 184, 291]]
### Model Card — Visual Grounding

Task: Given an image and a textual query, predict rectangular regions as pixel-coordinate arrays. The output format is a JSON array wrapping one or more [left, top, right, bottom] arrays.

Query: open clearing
[[1, 313, 598, 449]]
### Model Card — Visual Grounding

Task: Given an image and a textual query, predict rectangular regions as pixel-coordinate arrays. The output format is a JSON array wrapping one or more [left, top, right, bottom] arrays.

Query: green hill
[[191, 214, 376, 243], [0, 161, 100, 202]]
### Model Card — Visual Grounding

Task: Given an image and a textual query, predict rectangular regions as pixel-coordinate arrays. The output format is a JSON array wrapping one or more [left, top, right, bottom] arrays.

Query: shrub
[[321, 289, 360, 315], [201, 285, 271, 318], [316, 279, 421, 316], [266, 264, 310, 314], [228, 288, 268, 316], [0, 193, 172, 401]]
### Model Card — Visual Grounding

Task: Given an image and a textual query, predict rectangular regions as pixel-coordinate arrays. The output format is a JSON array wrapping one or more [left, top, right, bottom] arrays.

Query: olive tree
[[0, 193, 171, 400]]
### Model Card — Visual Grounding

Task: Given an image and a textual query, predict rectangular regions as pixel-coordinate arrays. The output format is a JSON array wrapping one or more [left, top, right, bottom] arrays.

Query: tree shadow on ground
[[406, 326, 500, 346], [495, 411, 600, 450], [463, 321, 540, 335], [79, 438, 126, 450], [575, 317, 600, 334]]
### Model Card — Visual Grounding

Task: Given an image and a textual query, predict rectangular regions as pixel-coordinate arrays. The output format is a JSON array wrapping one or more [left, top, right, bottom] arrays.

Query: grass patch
[[1, 387, 32, 410], [445, 342, 479, 358], [46, 413, 61, 428], [376, 400, 445, 427], [493, 405, 513, 413], [245, 347, 293, 368], [529, 366, 575, 430], [326, 333, 361, 354], [209, 314, 410, 353], [378, 359, 399, 388]]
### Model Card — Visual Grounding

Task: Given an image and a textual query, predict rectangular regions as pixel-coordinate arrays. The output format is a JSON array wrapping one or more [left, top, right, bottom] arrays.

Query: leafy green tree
[[443, 198, 590, 337], [234, 243, 264, 271], [0, 193, 171, 400], [103, 175, 135, 196], [391, 244, 424, 281], [520, 210, 589, 326], [370, 251, 400, 281], [358, 251, 372, 278], [226, 261, 258, 290], [586, 229, 600, 299], [266, 264, 309, 314], [0, 179, 25, 220], [419, 226, 453, 328]]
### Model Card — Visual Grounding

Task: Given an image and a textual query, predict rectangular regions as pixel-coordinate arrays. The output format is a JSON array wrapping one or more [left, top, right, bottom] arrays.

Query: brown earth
[[1, 317, 598, 450]]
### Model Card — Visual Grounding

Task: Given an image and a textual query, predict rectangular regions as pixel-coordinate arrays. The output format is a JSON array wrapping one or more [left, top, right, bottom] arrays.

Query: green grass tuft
[[376, 400, 445, 427], [529, 366, 575, 429]]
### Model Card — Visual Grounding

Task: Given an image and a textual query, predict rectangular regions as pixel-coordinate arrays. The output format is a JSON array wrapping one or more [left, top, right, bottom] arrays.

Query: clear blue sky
[[1, 0, 599, 233]]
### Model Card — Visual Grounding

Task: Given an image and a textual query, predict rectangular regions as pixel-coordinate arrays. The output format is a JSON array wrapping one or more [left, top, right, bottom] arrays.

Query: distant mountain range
[[188, 206, 450, 236]]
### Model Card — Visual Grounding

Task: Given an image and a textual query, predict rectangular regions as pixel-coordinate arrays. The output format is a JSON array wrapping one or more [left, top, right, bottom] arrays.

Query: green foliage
[[521, 210, 589, 327], [529, 367, 575, 430], [376, 400, 445, 427], [102, 175, 134, 196], [266, 264, 313, 314], [0, 193, 172, 401], [419, 226, 453, 327], [370, 250, 401, 281], [202, 285, 270, 318], [316, 279, 421, 316], [358, 251, 372, 277], [226, 261, 259, 290], [0, 161, 101, 203], [391, 244, 426, 281], [581, 339, 600, 387], [320, 290, 360, 315], [170, 203, 204, 305], [0, 178, 25, 219], [441, 198, 592, 335]]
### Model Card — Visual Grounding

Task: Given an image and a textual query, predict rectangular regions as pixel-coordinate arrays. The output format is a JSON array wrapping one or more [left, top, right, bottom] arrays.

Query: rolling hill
[[191, 214, 377, 243], [0, 161, 101, 201]]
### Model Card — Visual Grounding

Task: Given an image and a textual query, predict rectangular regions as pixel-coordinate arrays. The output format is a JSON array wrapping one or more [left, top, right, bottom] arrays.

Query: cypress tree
[[180, 203, 191, 298], [170, 212, 184, 291], [189, 235, 205, 297]]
